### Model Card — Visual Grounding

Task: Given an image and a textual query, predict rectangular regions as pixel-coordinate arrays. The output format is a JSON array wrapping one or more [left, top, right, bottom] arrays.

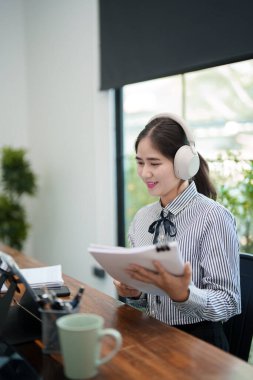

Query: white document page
[[20, 265, 64, 288], [0, 263, 64, 292], [88, 242, 184, 296]]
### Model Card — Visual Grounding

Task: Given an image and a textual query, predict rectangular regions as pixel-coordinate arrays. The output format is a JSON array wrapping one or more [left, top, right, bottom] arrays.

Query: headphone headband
[[148, 112, 196, 153]]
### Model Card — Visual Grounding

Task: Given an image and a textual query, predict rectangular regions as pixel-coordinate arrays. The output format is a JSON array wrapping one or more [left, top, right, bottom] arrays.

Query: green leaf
[[0, 146, 38, 249], [1, 146, 37, 197]]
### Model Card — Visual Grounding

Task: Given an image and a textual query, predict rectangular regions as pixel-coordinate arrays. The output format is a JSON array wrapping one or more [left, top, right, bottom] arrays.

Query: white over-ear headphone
[[148, 113, 200, 180]]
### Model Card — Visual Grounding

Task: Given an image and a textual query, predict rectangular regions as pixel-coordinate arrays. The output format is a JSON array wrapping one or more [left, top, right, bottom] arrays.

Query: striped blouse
[[127, 181, 241, 326]]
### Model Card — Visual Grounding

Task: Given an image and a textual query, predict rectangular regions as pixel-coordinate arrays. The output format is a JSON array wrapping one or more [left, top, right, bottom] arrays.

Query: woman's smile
[[147, 181, 158, 189]]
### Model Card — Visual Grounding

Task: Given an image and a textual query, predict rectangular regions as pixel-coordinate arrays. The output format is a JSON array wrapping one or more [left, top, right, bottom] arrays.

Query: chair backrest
[[223, 252, 253, 361]]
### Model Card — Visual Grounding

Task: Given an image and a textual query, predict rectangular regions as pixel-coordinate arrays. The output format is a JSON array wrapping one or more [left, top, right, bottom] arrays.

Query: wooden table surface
[[1, 244, 253, 380]]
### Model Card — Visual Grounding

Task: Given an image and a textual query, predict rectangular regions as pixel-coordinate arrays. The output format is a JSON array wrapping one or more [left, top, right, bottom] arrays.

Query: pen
[[70, 287, 85, 309]]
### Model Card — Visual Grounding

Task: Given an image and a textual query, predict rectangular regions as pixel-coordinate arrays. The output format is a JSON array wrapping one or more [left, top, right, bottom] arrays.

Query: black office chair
[[223, 252, 253, 362]]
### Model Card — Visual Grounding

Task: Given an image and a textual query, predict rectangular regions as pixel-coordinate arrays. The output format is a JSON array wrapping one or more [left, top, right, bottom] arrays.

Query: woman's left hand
[[126, 261, 192, 302]]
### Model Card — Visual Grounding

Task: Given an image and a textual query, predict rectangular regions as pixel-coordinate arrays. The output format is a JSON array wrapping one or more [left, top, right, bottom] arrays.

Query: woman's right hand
[[113, 280, 141, 298]]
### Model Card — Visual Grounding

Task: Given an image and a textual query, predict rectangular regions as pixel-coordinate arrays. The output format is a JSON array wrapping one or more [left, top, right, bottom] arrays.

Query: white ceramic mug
[[56, 313, 122, 379]]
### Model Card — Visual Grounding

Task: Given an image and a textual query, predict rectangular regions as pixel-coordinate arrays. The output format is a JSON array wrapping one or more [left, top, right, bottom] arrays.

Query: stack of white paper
[[0, 264, 64, 293], [20, 265, 64, 288], [88, 242, 184, 296]]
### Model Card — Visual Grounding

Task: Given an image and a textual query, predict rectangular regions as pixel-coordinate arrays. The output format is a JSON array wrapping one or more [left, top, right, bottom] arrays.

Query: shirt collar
[[159, 181, 198, 216]]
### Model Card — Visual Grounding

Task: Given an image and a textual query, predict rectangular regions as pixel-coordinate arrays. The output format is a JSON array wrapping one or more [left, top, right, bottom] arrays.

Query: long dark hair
[[135, 116, 217, 200]]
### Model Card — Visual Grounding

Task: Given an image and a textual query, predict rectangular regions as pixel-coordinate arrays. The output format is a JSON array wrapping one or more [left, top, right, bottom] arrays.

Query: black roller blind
[[99, 0, 253, 90]]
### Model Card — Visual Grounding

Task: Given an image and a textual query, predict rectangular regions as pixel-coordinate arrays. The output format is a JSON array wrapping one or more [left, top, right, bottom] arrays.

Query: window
[[120, 59, 253, 252]]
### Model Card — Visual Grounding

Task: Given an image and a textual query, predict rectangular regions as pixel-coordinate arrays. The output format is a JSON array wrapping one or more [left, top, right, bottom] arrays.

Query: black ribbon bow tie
[[148, 210, 177, 244]]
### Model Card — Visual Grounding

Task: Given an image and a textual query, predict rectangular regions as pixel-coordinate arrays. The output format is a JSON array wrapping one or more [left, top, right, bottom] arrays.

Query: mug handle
[[97, 328, 122, 366]]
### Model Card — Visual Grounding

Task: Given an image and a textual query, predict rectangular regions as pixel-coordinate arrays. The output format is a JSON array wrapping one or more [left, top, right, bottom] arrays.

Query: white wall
[[0, 0, 28, 146], [0, 0, 117, 297]]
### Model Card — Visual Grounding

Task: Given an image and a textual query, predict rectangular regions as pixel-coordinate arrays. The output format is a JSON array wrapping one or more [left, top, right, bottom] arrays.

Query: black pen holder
[[40, 305, 80, 354]]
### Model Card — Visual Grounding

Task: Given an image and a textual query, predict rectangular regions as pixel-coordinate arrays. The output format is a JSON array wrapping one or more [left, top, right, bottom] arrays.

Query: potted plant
[[0, 146, 37, 250]]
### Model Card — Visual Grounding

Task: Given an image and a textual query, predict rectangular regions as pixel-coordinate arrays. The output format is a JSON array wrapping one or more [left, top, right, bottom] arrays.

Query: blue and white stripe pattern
[[128, 181, 241, 325]]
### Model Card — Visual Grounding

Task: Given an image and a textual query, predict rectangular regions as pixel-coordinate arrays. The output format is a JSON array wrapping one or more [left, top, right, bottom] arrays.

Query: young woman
[[114, 113, 241, 351]]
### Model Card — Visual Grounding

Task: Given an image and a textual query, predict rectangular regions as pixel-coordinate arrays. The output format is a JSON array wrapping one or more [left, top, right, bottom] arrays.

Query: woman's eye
[[136, 161, 160, 167]]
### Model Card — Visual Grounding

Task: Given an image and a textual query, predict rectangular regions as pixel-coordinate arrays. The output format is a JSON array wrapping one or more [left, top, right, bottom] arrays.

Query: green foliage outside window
[[210, 151, 253, 253], [125, 152, 253, 253], [0, 146, 37, 250]]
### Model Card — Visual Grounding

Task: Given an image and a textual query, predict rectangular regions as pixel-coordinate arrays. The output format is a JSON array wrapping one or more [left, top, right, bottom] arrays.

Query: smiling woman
[[114, 113, 241, 352]]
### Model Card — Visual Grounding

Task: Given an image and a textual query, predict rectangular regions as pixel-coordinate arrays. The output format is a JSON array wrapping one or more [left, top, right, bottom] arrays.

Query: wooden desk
[[1, 244, 253, 380]]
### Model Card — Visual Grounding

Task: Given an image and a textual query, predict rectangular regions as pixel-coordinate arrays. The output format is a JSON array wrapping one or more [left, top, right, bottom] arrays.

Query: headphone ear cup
[[174, 145, 200, 180]]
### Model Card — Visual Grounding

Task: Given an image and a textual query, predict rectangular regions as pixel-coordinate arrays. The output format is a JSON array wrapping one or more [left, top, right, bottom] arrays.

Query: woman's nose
[[141, 165, 152, 178]]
